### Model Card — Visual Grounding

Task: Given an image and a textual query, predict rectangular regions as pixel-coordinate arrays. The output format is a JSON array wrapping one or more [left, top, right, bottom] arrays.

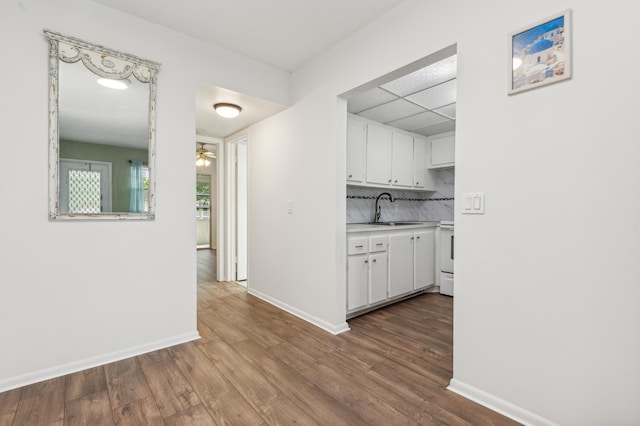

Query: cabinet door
[[391, 132, 413, 187], [414, 229, 436, 290], [413, 137, 436, 190], [369, 252, 388, 304], [365, 124, 393, 185], [388, 233, 414, 298], [429, 134, 455, 168], [347, 255, 369, 310], [346, 119, 366, 182]]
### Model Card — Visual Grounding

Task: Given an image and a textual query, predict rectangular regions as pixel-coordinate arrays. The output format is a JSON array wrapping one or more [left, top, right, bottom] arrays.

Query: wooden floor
[[0, 249, 518, 425]]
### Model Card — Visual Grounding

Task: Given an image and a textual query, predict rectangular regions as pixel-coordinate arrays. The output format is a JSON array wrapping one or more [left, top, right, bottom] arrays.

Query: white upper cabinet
[[346, 119, 366, 182], [347, 115, 439, 191], [365, 123, 393, 185], [413, 137, 436, 189], [391, 132, 414, 187], [428, 132, 455, 169]]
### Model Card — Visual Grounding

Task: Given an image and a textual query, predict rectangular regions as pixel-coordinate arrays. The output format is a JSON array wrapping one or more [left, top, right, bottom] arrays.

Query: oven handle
[[451, 235, 454, 261]]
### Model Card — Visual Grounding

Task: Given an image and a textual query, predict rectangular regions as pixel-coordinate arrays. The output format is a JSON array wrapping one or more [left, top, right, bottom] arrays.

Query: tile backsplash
[[346, 168, 454, 223]]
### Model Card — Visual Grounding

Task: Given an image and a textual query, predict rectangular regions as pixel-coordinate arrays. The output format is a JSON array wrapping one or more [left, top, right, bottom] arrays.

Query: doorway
[[59, 158, 112, 213], [195, 136, 224, 282], [196, 174, 212, 249]]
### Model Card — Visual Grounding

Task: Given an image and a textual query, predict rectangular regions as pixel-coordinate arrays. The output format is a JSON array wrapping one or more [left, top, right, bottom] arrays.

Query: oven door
[[440, 229, 454, 274]]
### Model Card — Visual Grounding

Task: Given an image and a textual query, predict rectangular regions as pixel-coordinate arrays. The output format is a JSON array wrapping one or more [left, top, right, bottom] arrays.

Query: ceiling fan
[[196, 142, 216, 167]]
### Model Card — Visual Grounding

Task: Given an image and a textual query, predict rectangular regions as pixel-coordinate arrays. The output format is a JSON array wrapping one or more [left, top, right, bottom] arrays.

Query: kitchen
[[344, 50, 457, 318]]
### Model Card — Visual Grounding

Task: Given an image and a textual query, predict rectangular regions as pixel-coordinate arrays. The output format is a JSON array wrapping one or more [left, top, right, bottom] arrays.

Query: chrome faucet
[[374, 192, 395, 223]]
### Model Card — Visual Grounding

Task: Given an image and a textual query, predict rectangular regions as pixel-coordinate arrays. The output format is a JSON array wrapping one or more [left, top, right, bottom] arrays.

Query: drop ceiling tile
[[347, 88, 399, 113], [413, 120, 456, 137], [387, 111, 449, 132], [406, 79, 457, 110], [381, 55, 457, 96], [433, 103, 456, 119], [357, 98, 425, 124]]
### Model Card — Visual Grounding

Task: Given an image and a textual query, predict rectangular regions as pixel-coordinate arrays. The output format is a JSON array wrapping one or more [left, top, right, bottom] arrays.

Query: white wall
[[0, 0, 289, 391], [247, 90, 349, 334], [251, 0, 640, 424]]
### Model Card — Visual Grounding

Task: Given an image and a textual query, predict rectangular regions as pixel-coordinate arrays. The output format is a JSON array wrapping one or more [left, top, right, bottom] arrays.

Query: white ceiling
[[195, 83, 286, 139], [347, 55, 457, 137], [90, 0, 408, 72], [77, 0, 453, 145]]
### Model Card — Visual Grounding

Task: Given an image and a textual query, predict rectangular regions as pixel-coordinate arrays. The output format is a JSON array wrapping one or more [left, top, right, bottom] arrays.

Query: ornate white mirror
[[45, 30, 160, 220]]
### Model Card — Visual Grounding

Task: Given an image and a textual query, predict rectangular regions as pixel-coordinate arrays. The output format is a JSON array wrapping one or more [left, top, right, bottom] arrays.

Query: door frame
[[196, 135, 224, 281], [224, 134, 248, 285]]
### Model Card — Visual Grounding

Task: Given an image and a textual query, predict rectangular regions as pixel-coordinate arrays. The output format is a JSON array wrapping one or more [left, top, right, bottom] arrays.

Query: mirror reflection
[[45, 30, 160, 220]]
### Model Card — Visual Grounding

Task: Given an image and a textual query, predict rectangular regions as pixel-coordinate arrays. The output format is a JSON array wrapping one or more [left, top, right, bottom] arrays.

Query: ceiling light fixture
[[97, 78, 129, 90], [213, 103, 242, 118], [196, 142, 216, 167], [196, 153, 210, 167]]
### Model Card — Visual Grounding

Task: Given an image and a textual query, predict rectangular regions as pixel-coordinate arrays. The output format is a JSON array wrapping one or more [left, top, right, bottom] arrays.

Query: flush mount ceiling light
[[213, 102, 242, 118], [97, 78, 130, 90]]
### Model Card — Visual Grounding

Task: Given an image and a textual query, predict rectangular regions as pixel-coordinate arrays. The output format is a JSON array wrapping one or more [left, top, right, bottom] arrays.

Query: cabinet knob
[[417, 236, 420, 239], [348, 174, 353, 178], [364, 260, 368, 264], [388, 179, 392, 183], [410, 237, 414, 240], [394, 179, 398, 183], [372, 258, 377, 263], [416, 181, 419, 185]]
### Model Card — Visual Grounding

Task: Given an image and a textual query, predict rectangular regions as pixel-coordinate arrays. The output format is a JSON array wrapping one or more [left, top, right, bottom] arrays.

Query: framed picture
[[508, 9, 572, 95]]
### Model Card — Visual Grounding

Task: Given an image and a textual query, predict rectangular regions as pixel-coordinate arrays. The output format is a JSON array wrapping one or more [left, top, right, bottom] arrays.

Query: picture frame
[[508, 9, 572, 95]]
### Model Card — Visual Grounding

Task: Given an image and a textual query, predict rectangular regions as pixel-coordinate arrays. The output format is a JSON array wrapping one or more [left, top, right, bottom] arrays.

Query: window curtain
[[129, 160, 144, 213]]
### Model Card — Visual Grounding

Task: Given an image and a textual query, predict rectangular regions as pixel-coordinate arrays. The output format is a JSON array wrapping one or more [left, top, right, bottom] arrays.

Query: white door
[[235, 142, 248, 281], [59, 159, 112, 213]]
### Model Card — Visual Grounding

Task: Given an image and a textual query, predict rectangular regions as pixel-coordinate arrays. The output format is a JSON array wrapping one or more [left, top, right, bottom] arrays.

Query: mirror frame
[[44, 29, 160, 220]]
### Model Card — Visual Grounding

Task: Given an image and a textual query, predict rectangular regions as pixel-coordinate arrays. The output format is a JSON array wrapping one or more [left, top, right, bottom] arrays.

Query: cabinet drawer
[[369, 235, 388, 252], [347, 237, 368, 255]]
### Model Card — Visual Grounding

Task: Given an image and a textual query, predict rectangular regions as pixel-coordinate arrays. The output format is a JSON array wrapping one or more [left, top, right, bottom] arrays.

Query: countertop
[[347, 221, 439, 233]]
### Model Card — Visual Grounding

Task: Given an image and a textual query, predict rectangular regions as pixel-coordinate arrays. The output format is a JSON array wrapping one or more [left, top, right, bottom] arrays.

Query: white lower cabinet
[[346, 251, 390, 310], [347, 226, 436, 317], [414, 229, 436, 290], [389, 230, 436, 296], [369, 252, 388, 304], [347, 235, 389, 312], [347, 255, 369, 310], [388, 233, 414, 298]]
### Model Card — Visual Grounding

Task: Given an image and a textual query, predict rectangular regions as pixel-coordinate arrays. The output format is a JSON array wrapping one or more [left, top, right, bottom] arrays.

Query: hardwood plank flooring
[[0, 249, 519, 425]]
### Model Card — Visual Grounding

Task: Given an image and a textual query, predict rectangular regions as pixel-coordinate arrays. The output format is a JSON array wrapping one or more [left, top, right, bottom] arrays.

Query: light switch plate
[[462, 192, 485, 214]]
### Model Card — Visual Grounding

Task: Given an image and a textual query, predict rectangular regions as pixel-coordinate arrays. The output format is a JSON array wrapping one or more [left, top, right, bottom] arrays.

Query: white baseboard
[[248, 288, 350, 335], [0, 331, 201, 393], [447, 378, 557, 426]]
